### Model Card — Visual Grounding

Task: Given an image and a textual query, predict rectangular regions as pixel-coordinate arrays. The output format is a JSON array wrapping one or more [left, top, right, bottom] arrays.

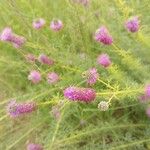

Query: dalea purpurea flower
[[0, 27, 26, 48], [27, 143, 43, 150], [125, 16, 140, 33], [0, 27, 13, 41], [25, 53, 36, 63], [139, 84, 150, 103], [98, 101, 109, 111], [94, 26, 113, 45], [64, 87, 96, 102], [50, 19, 63, 31], [6, 100, 37, 118], [97, 53, 111, 68], [47, 72, 59, 84], [83, 68, 99, 85], [32, 18, 46, 29], [28, 70, 41, 84], [38, 54, 54, 66]]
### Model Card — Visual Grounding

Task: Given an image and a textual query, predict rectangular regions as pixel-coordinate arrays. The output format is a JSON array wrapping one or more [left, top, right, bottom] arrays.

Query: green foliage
[[0, 0, 150, 149]]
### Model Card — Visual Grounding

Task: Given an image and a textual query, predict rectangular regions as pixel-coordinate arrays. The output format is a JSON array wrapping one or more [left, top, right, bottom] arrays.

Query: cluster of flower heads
[[25, 53, 59, 84], [32, 18, 63, 31]]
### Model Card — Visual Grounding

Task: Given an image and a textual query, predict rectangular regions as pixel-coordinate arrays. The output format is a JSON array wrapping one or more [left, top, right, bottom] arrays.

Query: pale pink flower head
[[139, 84, 150, 103], [94, 26, 113, 45], [0, 27, 13, 41], [6, 100, 36, 118], [51, 105, 61, 120], [125, 16, 140, 33], [50, 19, 63, 31], [84, 68, 99, 85], [146, 107, 150, 118], [72, 0, 89, 6], [27, 143, 43, 150], [145, 84, 150, 97], [97, 53, 111, 68], [38, 54, 54, 66], [11, 35, 26, 48], [25, 53, 36, 63], [64, 86, 96, 102], [32, 18, 46, 29], [28, 70, 41, 84], [47, 72, 59, 84]]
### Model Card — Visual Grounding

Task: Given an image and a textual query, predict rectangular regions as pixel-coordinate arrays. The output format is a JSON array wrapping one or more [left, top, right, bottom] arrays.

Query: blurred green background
[[0, 0, 150, 149]]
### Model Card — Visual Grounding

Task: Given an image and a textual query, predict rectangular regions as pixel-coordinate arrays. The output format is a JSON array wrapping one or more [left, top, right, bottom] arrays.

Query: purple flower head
[[0, 27, 13, 41], [97, 53, 111, 68], [94, 26, 113, 45], [32, 18, 46, 29], [11, 34, 26, 48], [7, 100, 36, 118], [27, 143, 43, 150], [38, 54, 54, 66], [64, 86, 96, 102], [28, 70, 41, 84], [47, 72, 59, 84], [84, 68, 99, 85], [139, 94, 150, 103], [146, 107, 150, 118], [125, 16, 140, 32], [72, 0, 89, 6], [50, 19, 63, 31], [25, 53, 36, 63]]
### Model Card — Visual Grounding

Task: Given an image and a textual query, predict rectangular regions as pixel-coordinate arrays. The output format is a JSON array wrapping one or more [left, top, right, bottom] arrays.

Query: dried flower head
[[51, 105, 61, 120], [28, 70, 41, 84], [32, 18, 46, 29], [50, 19, 63, 31], [98, 101, 109, 111], [94, 26, 113, 45], [7, 100, 36, 118], [97, 53, 111, 68], [38, 54, 54, 66], [83, 68, 99, 85], [27, 143, 43, 150], [47, 72, 59, 84], [64, 86, 96, 102], [125, 16, 140, 32]]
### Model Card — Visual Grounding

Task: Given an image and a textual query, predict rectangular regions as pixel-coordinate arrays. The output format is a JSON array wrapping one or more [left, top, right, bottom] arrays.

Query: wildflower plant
[[0, 0, 150, 150]]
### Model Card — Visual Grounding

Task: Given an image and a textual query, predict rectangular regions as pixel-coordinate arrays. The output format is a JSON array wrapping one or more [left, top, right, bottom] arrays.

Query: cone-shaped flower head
[[47, 72, 59, 84], [38, 54, 54, 66], [0, 27, 13, 41], [125, 16, 140, 32], [28, 70, 41, 84], [50, 19, 63, 31], [27, 143, 43, 150], [0, 27, 26, 48], [94, 26, 113, 45], [32, 18, 46, 29], [97, 53, 111, 68], [84, 68, 99, 85], [7, 100, 36, 118], [11, 34, 26, 48], [64, 87, 96, 102]]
